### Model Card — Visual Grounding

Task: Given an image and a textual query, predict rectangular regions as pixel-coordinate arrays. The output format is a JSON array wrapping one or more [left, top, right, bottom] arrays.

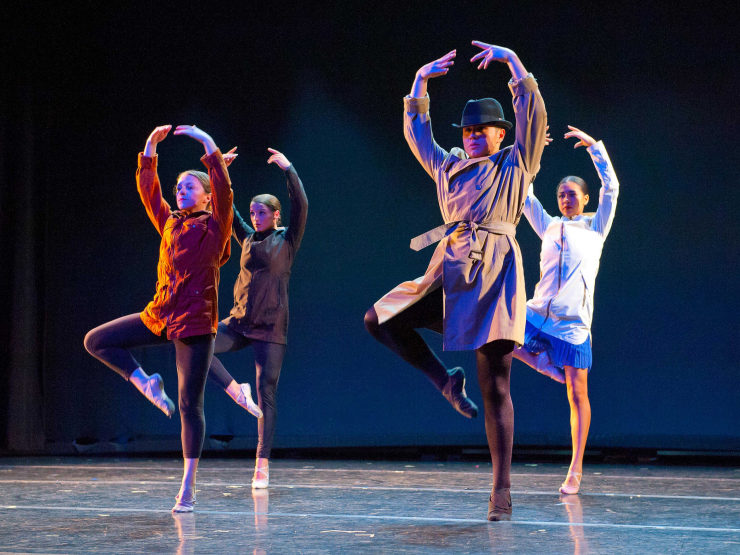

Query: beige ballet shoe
[[252, 459, 269, 489], [559, 471, 582, 495], [236, 383, 263, 418]]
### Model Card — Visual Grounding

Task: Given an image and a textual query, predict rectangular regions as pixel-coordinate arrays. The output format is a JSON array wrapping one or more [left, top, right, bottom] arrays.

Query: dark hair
[[251, 194, 282, 226], [173, 170, 212, 210], [558, 175, 588, 196]]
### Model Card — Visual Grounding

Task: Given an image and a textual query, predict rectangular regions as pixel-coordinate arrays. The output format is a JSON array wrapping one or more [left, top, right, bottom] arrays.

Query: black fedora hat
[[451, 98, 512, 130]]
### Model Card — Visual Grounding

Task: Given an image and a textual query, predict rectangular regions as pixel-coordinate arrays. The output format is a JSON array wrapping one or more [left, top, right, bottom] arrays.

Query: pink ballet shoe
[[252, 460, 269, 489], [534, 352, 565, 384], [559, 471, 582, 495], [172, 489, 196, 513], [142, 373, 175, 417], [236, 383, 263, 418]]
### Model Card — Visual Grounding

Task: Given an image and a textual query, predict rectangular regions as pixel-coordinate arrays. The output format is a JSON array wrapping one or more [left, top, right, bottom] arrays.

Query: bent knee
[[364, 307, 379, 335], [83, 329, 100, 356]]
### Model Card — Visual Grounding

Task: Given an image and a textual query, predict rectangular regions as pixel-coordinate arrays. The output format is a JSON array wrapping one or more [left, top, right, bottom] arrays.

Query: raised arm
[[174, 125, 234, 234], [138, 125, 173, 236], [471, 42, 547, 175], [267, 148, 308, 251], [565, 126, 619, 237], [404, 50, 456, 178], [523, 182, 555, 239]]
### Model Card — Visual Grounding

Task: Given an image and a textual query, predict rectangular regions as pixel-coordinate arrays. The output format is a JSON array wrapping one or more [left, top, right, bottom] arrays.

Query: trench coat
[[374, 74, 547, 351], [138, 150, 233, 340], [222, 165, 308, 344]]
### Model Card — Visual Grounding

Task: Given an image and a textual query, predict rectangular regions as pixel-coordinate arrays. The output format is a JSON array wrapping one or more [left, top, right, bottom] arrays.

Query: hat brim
[[451, 119, 513, 130]]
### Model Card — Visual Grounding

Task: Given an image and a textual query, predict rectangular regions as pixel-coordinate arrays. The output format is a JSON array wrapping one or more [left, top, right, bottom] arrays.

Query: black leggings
[[364, 287, 515, 490], [207, 322, 286, 459], [84, 313, 214, 458]]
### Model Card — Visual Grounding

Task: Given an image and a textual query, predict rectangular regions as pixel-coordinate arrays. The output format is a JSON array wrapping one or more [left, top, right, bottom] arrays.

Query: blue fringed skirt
[[522, 321, 592, 371]]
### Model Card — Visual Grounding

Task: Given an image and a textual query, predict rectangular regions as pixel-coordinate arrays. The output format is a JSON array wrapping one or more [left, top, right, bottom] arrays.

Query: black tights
[[364, 288, 515, 490], [364, 287, 448, 389], [84, 313, 214, 458], [207, 322, 286, 459]]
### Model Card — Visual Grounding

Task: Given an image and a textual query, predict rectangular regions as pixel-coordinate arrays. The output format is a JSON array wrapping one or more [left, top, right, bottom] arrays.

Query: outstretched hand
[[564, 126, 597, 148], [544, 125, 553, 146], [267, 148, 291, 170], [174, 125, 211, 144], [173, 125, 218, 155], [223, 147, 238, 167], [144, 125, 171, 156], [470, 41, 514, 69], [417, 50, 456, 80], [147, 125, 172, 146]]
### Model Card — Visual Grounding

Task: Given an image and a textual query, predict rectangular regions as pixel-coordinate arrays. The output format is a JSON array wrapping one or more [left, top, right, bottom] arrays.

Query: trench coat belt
[[409, 220, 516, 253]]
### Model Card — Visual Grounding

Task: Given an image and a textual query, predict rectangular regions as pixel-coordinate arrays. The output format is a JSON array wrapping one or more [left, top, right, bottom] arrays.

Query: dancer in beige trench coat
[[365, 41, 547, 520]]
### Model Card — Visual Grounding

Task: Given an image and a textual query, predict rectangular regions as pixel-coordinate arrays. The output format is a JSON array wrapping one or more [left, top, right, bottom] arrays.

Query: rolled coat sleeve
[[587, 141, 619, 238], [508, 74, 547, 176], [201, 149, 234, 266], [137, 153, 171, 236], [403, 94, 448, 180]]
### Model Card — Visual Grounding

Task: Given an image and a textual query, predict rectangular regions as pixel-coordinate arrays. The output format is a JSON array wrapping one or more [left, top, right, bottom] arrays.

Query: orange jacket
[[137, 150, 233, 340]]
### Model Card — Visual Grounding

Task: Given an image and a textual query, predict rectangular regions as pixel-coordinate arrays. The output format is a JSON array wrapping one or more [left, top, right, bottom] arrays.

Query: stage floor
[[0, 457, 738, 553]]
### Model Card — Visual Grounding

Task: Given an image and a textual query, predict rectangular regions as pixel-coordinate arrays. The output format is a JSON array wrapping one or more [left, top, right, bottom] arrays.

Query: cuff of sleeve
[[508, 73, 538, 96], [586, 140, 605, 155], [285, 164, 297, 175], [138, 153, 157, 169], [201, 149, 224, 169], [404, 94, 430, 114]]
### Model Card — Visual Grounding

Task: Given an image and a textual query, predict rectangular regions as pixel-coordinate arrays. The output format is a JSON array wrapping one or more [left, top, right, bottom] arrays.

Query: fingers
[[173, 125, 195, 135], [267, 147, 281, 155], [471, 40, 491, 50], [437, 49, 456, 62], [226, 146, 238, 154], [470, 49, 486, 62]]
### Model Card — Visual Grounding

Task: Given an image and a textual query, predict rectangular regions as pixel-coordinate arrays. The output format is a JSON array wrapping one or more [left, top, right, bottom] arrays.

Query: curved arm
[[266, 147, 291, 170], [586, 141, 619, 238], [231, 204, 254, 247], [523, 182, 554, 239], [410, 50, 456, 98], [173, 125, 218, 155], [144, 125, 172, 158], [564, 126, 597, 149], [470, 41, 527, 80], [283, 165, 308, 251]]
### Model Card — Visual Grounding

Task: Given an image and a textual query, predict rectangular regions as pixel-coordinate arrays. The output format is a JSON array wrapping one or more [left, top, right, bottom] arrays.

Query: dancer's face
[[462, 125, 506, 158], [250, 202, 279, 232], [176, 175, 211, 212], [557, 181, 589, 219]]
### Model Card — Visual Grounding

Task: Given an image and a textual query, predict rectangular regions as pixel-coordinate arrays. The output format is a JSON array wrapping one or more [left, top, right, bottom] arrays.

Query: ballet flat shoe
[[534, 352, 566, 384], [559, 471, 582, 495], [441, 367, 478, 418], [252, 463, 269, 489], [487, 488, 512, 521], [237, 383, 263, 418], [143, 373, 175, 417], [172, 490, 196, 513]]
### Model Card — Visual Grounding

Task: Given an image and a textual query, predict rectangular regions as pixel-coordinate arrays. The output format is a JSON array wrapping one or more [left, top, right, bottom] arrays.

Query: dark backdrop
[[2, 1, 738, 454]]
